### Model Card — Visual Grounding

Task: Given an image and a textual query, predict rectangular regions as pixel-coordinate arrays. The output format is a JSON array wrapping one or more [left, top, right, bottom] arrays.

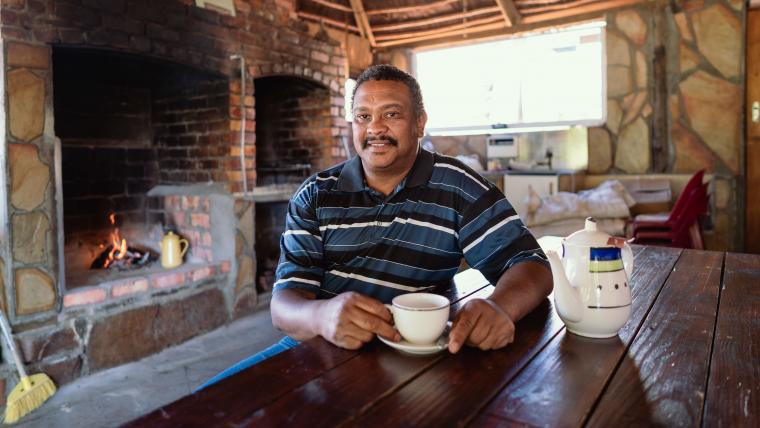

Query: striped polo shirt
[[273, 148, 547, 304]]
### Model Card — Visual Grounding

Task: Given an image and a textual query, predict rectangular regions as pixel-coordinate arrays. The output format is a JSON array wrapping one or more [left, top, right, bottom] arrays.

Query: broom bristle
[[4, 373, 56, 424]]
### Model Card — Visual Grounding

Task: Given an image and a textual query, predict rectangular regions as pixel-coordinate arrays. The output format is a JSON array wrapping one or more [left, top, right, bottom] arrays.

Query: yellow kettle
[[160, 231, 189, 269]]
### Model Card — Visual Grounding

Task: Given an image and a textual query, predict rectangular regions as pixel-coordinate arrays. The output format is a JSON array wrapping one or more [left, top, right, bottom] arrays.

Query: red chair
[[630, 169, 705, 235], [633, 182, 708, 249]]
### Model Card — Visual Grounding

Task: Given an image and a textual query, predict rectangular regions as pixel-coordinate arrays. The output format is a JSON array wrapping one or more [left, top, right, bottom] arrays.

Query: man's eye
[[354, 114, 369, 121], [385, 112, 399, 118]]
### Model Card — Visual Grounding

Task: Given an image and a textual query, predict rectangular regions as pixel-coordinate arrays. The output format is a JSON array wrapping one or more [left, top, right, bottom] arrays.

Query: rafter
[[349, 0, 376, 46], [515, 0, 563, 5], [521, 0, 609, 15], [372, 7, 501, 33], [375, 22, 507, 48], [521, 0, 645, 23], [365, 0, 460, 16], [374, 15, 505, 41], [494, 0, 521, 26], [307, 0, 353, 13], [297, 11, 360, 34]]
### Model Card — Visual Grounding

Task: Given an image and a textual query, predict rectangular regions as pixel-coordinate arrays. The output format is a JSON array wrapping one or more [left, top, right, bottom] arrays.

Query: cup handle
[[179, 239, 189, 257]]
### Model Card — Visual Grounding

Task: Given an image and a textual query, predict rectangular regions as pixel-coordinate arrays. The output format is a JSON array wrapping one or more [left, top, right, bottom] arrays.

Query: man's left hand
[[447, 298, 515, 354]]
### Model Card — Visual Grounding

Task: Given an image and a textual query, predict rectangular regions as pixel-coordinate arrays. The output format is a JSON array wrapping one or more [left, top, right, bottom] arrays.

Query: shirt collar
[[337, 148, 435, 192]]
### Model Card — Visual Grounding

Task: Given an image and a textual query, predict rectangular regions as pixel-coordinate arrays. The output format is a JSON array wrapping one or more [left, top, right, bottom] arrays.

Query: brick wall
[[255, 76, 332, 185], [156, 195, 215, 263], [153, 80, 231, 184]]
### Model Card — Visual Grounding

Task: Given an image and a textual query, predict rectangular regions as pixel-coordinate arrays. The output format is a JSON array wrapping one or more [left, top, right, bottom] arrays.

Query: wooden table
[[126, 246, 759, 427]]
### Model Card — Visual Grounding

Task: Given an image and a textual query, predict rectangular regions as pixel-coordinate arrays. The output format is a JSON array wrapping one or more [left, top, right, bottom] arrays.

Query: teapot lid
[[564, 217, 612, 247]]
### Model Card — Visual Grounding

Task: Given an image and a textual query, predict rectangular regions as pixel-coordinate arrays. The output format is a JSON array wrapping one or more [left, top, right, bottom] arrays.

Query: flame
[[103, 213, 127, 268]]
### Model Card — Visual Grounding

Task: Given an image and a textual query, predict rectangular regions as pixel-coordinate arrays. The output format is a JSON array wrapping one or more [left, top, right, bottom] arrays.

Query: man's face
[[351, 80, 427, 175]]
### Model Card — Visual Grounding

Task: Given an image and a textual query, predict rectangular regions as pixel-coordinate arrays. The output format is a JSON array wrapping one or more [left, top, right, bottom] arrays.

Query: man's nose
[[367, 115, 388, 135]]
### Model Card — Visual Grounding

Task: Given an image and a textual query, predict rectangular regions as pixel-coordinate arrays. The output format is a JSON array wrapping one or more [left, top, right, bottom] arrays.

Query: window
[[415, 22, 606, 135]]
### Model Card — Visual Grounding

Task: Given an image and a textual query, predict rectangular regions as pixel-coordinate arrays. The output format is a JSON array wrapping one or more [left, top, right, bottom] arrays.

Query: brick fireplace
[[55, 46, 232, 287], [0, 0, 349, 393]]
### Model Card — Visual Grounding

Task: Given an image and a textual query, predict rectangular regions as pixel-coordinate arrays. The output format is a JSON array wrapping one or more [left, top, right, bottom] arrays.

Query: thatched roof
[[297, 0, 648, 48]]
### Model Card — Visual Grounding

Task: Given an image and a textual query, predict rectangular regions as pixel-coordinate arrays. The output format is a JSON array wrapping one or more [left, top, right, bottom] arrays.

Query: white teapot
[[546, 217, 634, 338]]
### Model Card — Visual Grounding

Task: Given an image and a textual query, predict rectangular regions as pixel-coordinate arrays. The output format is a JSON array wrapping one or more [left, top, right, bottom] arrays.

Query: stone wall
[[586, 0, 745, 250], [0, 0, 351, 392]]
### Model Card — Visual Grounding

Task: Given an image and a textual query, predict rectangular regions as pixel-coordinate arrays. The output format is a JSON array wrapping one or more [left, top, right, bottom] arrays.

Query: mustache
[[363, 136, 399, 148]]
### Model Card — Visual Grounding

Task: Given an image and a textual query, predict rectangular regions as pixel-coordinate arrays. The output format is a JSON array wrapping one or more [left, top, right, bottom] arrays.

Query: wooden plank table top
[[125, 246, 759, 427]]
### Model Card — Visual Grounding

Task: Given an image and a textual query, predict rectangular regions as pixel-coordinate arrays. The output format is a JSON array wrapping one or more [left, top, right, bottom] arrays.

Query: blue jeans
[[194, 336, 300, 392]]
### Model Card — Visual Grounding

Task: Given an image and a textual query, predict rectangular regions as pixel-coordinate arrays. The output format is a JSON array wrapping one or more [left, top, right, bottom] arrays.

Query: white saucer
[[377, 334, 448, 355]]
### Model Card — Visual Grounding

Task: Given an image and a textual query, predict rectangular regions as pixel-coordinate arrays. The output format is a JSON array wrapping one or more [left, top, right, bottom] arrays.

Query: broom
[[0, 310, 56, 424]]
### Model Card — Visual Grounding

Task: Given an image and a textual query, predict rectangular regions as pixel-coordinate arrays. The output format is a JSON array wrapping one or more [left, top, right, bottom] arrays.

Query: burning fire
[[102, 213, 127, 268], [91, 213, 155, 270]]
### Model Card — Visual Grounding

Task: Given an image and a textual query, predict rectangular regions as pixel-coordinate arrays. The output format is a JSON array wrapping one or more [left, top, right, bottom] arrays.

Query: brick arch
[[252, 64, 341, 96]]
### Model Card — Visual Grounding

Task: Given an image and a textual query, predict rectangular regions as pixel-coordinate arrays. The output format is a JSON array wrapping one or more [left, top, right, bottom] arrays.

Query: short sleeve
[[273, 178, 325, 295], [458, 187, 548, 285]]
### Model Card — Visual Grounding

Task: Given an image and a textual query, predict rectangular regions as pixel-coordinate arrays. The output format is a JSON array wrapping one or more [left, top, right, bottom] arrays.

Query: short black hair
[[351, 64, 425, 118]]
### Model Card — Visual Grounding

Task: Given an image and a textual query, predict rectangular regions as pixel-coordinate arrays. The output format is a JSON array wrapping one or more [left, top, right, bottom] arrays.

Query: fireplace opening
[[252, 76, 332, 293], [53, 47, 229, 288]]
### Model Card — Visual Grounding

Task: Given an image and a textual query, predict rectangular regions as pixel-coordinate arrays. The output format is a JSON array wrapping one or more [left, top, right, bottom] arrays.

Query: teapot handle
[[179, 239, 189, 257], [622, 243, 634, 278]]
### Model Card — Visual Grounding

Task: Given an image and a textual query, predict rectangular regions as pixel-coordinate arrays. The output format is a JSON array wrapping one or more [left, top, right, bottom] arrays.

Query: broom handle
[[0, 310, 29, 381]]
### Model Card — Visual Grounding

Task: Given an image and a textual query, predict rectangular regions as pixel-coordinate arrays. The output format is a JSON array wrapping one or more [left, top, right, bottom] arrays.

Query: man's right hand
[[316, 292, 400, 349]]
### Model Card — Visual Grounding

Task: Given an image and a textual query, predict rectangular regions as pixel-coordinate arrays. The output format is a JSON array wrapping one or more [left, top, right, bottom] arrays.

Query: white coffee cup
[[385, 293, 450, 345]]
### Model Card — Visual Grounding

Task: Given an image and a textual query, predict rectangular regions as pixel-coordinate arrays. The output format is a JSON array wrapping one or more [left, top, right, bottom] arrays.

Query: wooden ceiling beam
[[522, 0, 610, 15], [494, 0, 521, 26], [365, 0, 460, 16], [349, 0, 376, 46], [307, 0, 353, 13], [375, 16, 505, 42], [515, 0, 565, 5], [376, 22, 508, 47], [521, 0, 646, 23], [373, 7, 501, 32], [297, 11, 360, 34]]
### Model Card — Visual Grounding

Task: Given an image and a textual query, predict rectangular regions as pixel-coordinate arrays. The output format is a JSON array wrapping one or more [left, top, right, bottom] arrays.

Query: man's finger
[[477, 330, 501, 350], [448, 309, 480, 354], [352, 294, 393, 322], [337, 336, 363, 350], [347, 322, 376, 343], [467, 322, 493, 348], [352, 313, 400, 341]]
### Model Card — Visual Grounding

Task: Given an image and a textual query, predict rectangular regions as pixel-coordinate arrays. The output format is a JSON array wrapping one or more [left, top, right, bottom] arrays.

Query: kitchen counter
[[495, 168, 579, 176]]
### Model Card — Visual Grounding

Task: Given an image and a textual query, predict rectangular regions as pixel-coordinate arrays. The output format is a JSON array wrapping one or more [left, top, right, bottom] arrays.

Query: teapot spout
[[546, 250, 583, 323]]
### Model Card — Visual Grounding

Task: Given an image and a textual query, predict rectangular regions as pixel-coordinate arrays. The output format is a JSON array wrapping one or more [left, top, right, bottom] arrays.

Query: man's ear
[[416, 111, 428, 138]]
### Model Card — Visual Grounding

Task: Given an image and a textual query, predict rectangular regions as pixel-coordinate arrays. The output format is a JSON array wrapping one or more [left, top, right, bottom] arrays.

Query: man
[[271, 64, 552, 354]]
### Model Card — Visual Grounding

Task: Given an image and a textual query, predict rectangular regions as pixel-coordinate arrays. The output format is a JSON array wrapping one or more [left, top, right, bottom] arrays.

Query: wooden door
[[747, 9, 760, 253]]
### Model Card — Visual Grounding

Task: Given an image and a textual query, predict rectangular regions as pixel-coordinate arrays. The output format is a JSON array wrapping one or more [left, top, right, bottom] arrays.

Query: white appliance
[[486, 136, 517, 170], [503, 174, 559, 217]]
